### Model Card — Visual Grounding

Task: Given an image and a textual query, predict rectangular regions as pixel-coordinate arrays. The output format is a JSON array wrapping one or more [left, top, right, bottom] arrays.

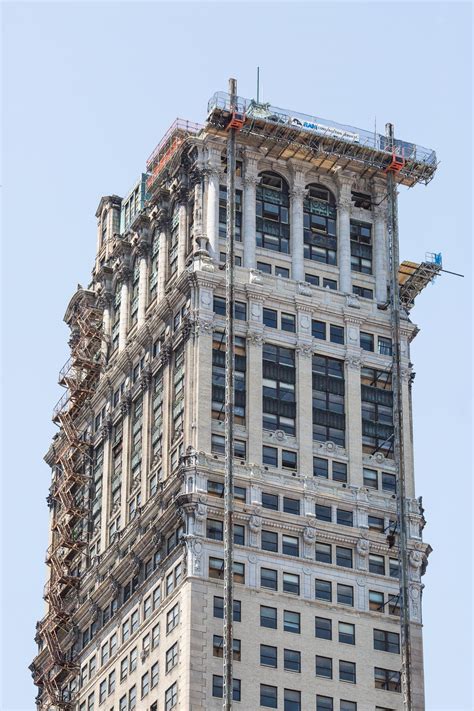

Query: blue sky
[[1, 2, 472, 709]]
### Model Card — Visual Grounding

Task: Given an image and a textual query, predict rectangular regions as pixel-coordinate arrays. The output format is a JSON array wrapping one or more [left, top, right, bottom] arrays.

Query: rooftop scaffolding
[[206, 92, 437, 187], [146, 119, 203, 197]]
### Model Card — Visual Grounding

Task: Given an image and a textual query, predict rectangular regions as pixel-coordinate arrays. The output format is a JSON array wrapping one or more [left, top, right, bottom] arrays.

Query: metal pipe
[[386, 122, 413, 710], [223, 76, 237, 711]]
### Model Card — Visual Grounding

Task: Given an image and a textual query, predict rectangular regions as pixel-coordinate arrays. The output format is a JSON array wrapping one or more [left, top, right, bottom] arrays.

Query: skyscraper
[[32, 88, 439, 711]]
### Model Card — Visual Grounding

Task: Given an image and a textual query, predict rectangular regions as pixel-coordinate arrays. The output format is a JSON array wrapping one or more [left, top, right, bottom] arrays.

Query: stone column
[[177, 199, 188, 275], [139, 372, 152, 505], [246, 333, 263, 464], [206, 168, 220, 260], [374, 204, 388, 304], [157, 222, 168, 303], [193, 320, 213, 453], [98, 292, 113, 361], [243, 154, 259, 269], [137, 243, 149, 327], [119, 395, 132, 525], [296, 343, 313, 476], [99, 418, 113, 552], [118, 269, 131, 352], [344, 353, 363, 487], [337, 176, 353, 294], [290, 166, 306, 281]]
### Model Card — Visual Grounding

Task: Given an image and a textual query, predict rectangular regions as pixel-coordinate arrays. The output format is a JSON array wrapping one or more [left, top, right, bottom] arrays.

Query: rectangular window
[[323, 278, 337, 290], [260, 684, 278, 708], [282, 449, 297, 469], [361, 367, 394, 456], [350, 221, 372, 274], [382, 472, 397, 493], [340, 702, 357, 711], [369, 590, 385, 612], [283, 610, 300, 634], [316, 655, 333, 679], [368, 516, 385, 532], [212, 676, 240, 701], [374, 668, 401, 692], [330, 324, 344, 344], [283, 497, 300, 515], [337, 584, 354, 606], [166, 603, 179, 633], [339, 660, 356, 684], [374, 629, 400, 654], [234, 524, 245, 546], [316, 542, 332, 563], [284, 688, 301, 711], [151, 661, 159, 688], [313, 457, 328, 478], [305, 273, 320, 286], [353, 284, 374, 299], [284, 648, 301, 673], [315, 616, 332, 640], [337, 509, 353, 527], [312, 320, 326, 340], [261, 567, 278, 590], [336, 547, 353, 568], [360, 331, 374, 351], [378, 337, 393, 356], [206, 519, 223, 541], [166, 642, 178, 671], [283, 572, 300, 595], [333, 461, 348, 482], [282, 535, 299, 557], [257, 261, 272, 274], [262, 530, 279, 553], [312, 355, 345, 446], [281, 313, 296, 332], [316, 696, 333, 711], [263, 307, 278, 328], [213, 596, 241, 621], [212, 333, 246, 425], [338, 622, 355, 645], [276, 265, 290, 278], [261, 605, 277, 629], [141, 672, 149, 699], [315, 579, 332, 602], [165, 681, 178, 710], [235, 301, 247, 321], [260, 644, 278, 668], [262, 492, 279, 510], [263, 344, 296, 435], [263, 445, 278, 467], [369, 554, 386, 575], [363, 468, 378, 488]]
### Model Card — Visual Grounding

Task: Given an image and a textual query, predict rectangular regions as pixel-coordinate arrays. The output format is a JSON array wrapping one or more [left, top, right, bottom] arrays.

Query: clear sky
[[1, 2, 472, 709]]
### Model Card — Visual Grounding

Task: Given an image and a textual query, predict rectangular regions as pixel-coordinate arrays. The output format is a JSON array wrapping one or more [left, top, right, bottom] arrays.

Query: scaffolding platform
[[398, 253, 442, 311], [146, 119, 203, 197], [206, 92, 437, 187]]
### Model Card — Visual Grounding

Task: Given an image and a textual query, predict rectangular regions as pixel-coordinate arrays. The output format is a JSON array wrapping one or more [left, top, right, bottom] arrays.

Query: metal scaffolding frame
[[35, 291, 103, 709]]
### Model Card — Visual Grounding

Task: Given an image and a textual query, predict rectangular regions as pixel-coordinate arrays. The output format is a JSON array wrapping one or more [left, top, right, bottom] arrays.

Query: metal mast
[[223, 77, 238, 711], [385, 122, 413, 710]]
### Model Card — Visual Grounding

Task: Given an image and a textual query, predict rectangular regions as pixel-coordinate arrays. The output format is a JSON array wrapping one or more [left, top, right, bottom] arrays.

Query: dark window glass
[[316, 543, 332, 563], [304, 184, 337, 264], [257, 261, 272, 274], [263, 446, 278, 467], [260, 684, 278, 708], [316, 696, 333, 711], [276, 265, 290, 278], [282, 535, 299, 557], [315, 617, 332, 640], [284, 688, 301, 711], [336, 547, 353, 568], [282, 450, 297, 469], [339, 660, 356, 684], [315, 504, 332, 523], [315, 579, 332, 601], [363, 468, 378, 488], [316, 655, 333, 678], [382, 473, 397, 493], [283, 610, 300, 633], [312, 355, 345, 447], [305, 273, 320, 286], [263, 308, 278, 329], [338, 622, 355, 645], [261, 568, 278, 590], [313, 457, 329, 478], [284, 648, 301, 672], [260, 644, 277, 668], [337, 584, 354, 606], [374, 629, 400, 654], [353, 284, 374, 299], [281, 313, 296, 332], [257, 172, 290, 254], [283, 497, 300, 515], [262, 492, 279, 511], [323, 278, 337, 290], [283, 573, 300, 595], [213, 296, 225, 316], [332, 461, 347, 482], [330, 325, 344, 344], [262, 530, 279, 553], [260, 605, 277, 629], [337, 509, 353, 527], [206, 519, 223, 540], [360, 332, 374, 352], [235, 301, 247, 321], [312, 320, 326, 340]]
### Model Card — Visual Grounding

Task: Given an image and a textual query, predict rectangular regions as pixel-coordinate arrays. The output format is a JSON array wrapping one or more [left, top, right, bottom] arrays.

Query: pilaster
[[337, 174, 354, 294]]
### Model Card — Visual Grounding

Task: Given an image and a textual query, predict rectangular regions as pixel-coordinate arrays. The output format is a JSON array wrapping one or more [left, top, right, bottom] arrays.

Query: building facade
[[32, 93, 436, 711]]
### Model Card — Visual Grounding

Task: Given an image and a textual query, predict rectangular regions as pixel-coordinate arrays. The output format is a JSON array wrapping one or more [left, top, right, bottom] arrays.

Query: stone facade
[[32, 124, 431, 711]]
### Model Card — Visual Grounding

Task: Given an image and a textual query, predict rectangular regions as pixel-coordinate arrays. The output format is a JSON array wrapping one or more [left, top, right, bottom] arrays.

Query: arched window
[[256, 172, 290, 253], [303, 184, 337, 265], [149, 231, 159, 303], [169, 204, 179, 278], [111, 281, 121, 352]]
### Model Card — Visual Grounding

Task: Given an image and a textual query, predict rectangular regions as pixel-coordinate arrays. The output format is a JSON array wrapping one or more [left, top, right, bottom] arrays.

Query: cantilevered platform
[[398, 254, 442, 311], [206, 92, 437, 188]]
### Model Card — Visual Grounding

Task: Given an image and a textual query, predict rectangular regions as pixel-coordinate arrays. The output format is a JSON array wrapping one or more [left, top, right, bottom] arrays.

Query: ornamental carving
[[297, 282, 313, 297], [249, 269, 264, 285], [345, 355, 361, 370], [356, 538, 370, 557], [247, 332, 264, 347], [296, 344, 312, 359], [249, 514, 262, 533], [346, 294, 361, 309], [303, 526, 316, 543], [408, 550, 423, 580]]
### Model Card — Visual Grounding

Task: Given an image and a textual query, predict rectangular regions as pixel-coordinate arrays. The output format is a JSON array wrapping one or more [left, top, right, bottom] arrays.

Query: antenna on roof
[[256, 66, 260, 103]]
